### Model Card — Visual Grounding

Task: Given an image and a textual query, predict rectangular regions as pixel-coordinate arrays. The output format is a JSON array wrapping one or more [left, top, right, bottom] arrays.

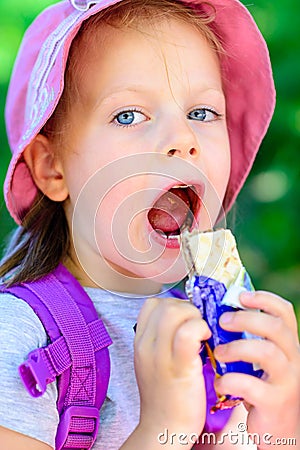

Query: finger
[[214, 338, 287, 382], [240, 291, 299, 340], [134, 297, 172, 372], [135, 296, 160, 338], [173, 316, 211, 366], [154, 299, 204, 363], [214, 372, 273, 408], [219, 309, 298, 361], [136, 298, 202, 363]]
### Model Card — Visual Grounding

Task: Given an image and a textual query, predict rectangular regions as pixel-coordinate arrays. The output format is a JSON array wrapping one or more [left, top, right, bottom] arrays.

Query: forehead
[[70, 17, 223, 104]]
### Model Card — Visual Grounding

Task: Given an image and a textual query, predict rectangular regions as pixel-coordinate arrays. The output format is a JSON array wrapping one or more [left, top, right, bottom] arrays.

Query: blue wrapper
[[191, 272, 263, 379]]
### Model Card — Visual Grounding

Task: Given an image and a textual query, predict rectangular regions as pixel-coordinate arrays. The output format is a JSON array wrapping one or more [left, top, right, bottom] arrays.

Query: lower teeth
[[155, 229, 180, 239], [155, 229, 167, 238]]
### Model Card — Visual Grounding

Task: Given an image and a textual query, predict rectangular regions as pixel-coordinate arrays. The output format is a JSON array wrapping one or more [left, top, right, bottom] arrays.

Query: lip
[[147, 182, 204, 249]]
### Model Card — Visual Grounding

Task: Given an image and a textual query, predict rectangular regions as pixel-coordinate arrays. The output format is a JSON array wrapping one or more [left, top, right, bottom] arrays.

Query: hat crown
[[3, 0, 276, 224]]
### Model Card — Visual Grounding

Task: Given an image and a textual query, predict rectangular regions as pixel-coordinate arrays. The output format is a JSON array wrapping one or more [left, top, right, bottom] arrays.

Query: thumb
[[173, 317, 211, 365]]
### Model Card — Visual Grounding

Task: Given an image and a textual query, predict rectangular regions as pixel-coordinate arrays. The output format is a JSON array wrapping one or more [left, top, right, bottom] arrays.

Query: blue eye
[[113, 110, 146, 126], [188, 108, 221, 122]]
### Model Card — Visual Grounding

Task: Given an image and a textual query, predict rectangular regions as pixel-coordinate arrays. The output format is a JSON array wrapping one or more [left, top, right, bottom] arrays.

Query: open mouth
[[147, 184, 202, 241]]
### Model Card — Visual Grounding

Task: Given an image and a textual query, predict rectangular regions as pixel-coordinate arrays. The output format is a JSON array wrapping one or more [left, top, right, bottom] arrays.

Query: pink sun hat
[[4, 0, 276, 225]]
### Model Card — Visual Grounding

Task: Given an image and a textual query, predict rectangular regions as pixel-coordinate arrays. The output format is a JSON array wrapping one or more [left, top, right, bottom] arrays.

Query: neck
[[63, 253, 163, 296]]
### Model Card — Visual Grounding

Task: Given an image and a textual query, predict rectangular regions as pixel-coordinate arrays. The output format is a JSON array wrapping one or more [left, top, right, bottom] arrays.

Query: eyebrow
[[95, 85, 225, 109], [95, 86, 150, 108]]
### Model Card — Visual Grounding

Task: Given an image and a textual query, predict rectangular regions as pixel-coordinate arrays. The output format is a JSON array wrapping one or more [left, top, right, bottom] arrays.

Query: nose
[[158, 116, 200, 159]]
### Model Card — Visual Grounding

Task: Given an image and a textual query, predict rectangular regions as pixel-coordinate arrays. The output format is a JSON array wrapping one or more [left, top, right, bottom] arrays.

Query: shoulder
[[0, 290, 49, 388], [0, 291, 48, 349], [0, 291, 59, 447]]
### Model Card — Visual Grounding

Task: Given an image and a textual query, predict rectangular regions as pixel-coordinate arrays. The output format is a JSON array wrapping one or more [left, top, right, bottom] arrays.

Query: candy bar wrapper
[[180, 229, 263, 411]]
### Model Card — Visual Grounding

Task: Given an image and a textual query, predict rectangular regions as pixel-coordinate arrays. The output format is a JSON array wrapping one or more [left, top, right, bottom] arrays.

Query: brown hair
[[0, 0, 222, 285]]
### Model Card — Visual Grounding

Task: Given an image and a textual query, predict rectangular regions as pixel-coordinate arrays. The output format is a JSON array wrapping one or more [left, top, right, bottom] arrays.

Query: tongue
[[148, 188, 191, 233]]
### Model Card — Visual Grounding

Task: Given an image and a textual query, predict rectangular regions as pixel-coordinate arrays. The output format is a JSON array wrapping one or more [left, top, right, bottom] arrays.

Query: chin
[[130, 256, 187, 285]]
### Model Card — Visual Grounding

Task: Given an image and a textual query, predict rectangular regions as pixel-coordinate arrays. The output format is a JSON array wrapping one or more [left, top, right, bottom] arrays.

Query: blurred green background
[[0, 1, 299, 320]]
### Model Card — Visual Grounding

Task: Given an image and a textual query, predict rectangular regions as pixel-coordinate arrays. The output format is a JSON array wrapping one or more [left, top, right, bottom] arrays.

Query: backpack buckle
[[19, 348, 55, 398], [56, 405, 100, 450]]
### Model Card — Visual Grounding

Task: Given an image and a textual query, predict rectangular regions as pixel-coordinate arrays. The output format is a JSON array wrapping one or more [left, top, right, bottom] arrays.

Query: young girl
[[0, 0, 299, 449]]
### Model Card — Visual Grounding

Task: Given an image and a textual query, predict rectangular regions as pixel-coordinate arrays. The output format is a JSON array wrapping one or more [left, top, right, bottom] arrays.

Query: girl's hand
[[133, 297, 211, 449], [214, 291, 300, 449]]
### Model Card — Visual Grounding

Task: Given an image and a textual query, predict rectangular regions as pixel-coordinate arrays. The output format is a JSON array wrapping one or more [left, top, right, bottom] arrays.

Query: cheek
[[210, 129, 231, 193], [93, 180, 146, 255], [200, 134, 231, 226], [214, 152, 231, 195], [211, 152, 231, 209], [90, 184, 185, 281]]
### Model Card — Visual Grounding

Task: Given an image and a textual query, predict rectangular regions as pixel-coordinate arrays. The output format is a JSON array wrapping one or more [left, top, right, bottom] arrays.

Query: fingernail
[[240, 290, 255, 303], [220, 312, 234, 324]]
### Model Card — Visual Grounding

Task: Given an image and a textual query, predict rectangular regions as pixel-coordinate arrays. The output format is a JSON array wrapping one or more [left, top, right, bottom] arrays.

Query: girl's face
[[60, 18, 231, 293]]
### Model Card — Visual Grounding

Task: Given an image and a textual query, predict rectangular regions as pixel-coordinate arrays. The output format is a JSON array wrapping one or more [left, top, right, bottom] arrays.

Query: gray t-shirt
[[0, 286, 172, 448]]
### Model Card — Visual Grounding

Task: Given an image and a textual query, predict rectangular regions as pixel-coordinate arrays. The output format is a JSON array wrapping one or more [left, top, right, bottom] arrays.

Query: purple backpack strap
[[169, 288, 232, 433], [1, 264, 112, 450]]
